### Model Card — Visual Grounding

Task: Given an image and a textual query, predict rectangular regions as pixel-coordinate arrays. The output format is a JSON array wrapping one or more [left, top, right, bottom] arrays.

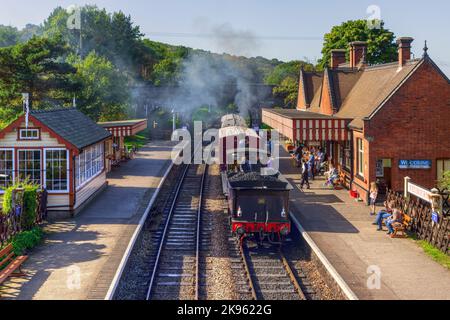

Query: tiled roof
[[262, 108, 344, 120], [299, 58, 426, 129], [31, 108, 111, 150], [336, 59, 423, 129]]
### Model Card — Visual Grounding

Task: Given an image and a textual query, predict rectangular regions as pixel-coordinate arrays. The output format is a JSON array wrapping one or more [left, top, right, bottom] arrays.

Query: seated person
[[373, 201, 395, 231], [386, 209, 404, 235], [324, 165, 338, 186]]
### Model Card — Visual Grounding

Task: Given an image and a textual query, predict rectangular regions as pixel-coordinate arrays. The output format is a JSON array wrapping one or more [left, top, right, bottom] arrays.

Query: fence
[[0, 190, 47, 248], [386, 189, 450, 254]]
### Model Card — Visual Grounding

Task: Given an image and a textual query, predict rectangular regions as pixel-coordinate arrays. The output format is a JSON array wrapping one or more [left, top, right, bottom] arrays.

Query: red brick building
[[262, 38, 450, 202]]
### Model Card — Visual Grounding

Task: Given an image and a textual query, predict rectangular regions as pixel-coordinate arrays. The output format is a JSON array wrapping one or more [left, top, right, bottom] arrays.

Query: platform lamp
[[171, 109, 176, 132]]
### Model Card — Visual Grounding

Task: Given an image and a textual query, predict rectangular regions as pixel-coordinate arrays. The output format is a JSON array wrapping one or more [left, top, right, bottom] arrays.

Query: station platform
[[279, 148, 450, 300], [1, 141, 176, 300]]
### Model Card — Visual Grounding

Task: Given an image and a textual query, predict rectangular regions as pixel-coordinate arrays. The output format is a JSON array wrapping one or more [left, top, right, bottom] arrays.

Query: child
[[369, 182, 378, 215]]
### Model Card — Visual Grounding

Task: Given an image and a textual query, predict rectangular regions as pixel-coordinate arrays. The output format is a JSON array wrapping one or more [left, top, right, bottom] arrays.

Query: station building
[[0, 107, 112, 215], [262, 38, 450, 202]]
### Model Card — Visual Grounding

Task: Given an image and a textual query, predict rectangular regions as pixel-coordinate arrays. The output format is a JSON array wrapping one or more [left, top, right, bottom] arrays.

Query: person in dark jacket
[[300, 159, 310, 190]]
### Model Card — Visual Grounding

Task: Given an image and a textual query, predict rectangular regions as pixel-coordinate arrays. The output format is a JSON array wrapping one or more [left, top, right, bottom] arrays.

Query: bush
[[439, 171, 450, 190], [10, 227, 44, 255], [1, 182, 39, 230]]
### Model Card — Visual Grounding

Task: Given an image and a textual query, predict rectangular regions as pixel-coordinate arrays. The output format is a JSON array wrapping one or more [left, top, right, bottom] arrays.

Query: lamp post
[[172, 109, 176, 132]]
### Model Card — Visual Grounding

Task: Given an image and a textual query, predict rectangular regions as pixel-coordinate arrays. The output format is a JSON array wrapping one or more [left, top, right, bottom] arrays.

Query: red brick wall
[[297, 78, 307, 110], [319, 73, 334, 116], [365, 60, 450, 192]]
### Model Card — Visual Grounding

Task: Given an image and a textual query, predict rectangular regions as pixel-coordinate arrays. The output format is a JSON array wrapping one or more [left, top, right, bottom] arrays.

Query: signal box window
[[19, 129, 40, 140]]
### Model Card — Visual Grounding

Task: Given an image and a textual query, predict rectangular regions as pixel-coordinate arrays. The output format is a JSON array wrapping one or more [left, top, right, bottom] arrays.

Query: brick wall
[[365, 60, 450, 192]]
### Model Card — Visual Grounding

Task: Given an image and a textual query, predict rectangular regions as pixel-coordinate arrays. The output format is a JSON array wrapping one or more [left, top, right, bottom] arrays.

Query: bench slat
[[0, 244, 13, 260], [0, 255, 28, 284], [0, 252, 15, 269]]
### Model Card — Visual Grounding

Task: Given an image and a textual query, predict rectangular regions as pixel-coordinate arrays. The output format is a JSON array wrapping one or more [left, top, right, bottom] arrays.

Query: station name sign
[[407, 182, 432, 203], [399, 160, 432, 170]]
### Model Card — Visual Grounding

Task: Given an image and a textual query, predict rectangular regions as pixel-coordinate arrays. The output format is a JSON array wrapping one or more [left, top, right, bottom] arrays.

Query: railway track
[[234, 238, 309, 300], [146, 163, 207, 300]]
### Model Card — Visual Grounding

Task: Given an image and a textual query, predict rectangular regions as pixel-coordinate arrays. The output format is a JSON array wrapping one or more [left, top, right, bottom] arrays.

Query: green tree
[[439, 171, 450, 190], [0, 25, 20, 47], [265, 60, 314, 108], [69, 52, 130, 121], [0, 35, 78, 110], [318, 20, 397, 70]]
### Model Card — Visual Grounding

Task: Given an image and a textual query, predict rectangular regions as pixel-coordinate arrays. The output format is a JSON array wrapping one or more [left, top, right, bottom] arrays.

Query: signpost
[[407, 181, 433, 203]]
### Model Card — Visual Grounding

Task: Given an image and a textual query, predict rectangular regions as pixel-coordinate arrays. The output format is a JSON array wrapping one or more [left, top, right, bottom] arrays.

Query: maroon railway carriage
[[223, 170, 293, 244]]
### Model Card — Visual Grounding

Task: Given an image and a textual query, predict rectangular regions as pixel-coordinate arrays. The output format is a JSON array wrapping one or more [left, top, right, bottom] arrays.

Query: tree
[[265, 60, 314, 108], [0, 25, 20, 47], [439, 171, 450, 190], [69, 52, 130, 121], [318, 20, 397, 70], [0, 35, 78, 109]]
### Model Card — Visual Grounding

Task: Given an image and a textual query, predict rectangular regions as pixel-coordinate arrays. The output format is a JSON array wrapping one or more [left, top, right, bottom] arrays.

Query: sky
[[1, 0, 449, 75]]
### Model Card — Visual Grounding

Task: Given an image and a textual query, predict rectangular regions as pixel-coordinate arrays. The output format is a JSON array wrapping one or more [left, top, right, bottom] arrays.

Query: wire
[[146, 32, 322, 41]]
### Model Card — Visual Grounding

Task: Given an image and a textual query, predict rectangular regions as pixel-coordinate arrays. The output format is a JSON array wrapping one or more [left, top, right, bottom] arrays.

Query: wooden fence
[[386, 189, 450, 254], [0, 190, 47, 248]]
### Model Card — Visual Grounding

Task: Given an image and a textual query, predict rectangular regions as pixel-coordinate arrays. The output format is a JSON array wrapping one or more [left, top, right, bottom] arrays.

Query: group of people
[[369, 183, 403, 236], [293, 146, 327, 190]]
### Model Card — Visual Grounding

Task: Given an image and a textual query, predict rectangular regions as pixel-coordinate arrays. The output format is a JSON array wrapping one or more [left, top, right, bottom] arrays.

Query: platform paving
[[279, 148, 450, 300], [0, 141, 176, 300]]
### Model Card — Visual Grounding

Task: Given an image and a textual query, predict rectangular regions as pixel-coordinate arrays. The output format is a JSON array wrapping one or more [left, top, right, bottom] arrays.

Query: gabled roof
[[298, 56, 447, 130], [300, 69, 323, 107], [31, 108, 111, 150], [336, 59, 423, 129]]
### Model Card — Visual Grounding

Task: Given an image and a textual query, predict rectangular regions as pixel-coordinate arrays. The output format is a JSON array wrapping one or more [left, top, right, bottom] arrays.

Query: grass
[[124, 129, 150, 150], [410, 233, 450, 270]]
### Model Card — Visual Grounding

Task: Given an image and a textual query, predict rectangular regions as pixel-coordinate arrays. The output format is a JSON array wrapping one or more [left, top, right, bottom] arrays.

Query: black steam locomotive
[[219, 114, 293, 243]]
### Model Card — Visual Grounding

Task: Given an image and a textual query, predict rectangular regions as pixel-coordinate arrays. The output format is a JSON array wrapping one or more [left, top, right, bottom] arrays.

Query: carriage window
[[0, 149, 14, 189]]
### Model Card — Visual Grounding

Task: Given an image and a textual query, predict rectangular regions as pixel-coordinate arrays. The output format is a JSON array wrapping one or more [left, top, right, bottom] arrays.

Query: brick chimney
[[349, 41, 367, 69], [397, 37, 414, 66], [330, 49, 347, 69]]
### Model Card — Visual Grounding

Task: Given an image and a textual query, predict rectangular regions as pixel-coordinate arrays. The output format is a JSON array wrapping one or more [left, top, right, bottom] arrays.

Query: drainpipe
[[349, 130, 355, 191]]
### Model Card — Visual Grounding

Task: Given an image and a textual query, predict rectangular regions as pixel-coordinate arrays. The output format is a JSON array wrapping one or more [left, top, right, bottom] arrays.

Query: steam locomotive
[[219, 114, 293, 243]]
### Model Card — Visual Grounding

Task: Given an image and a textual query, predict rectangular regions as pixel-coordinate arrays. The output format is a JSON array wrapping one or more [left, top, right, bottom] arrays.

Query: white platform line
[[104, 155, 178, 300], [290, 213, 359, 300]]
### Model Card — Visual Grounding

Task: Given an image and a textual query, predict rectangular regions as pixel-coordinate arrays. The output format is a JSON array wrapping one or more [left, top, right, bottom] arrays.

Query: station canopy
[[98, 119, 148, 137], [262, 108, 351, 142]]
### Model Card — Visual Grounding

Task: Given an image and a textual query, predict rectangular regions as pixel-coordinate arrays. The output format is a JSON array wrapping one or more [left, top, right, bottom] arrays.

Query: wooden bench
[[0, 244, 28, 292], [391, 213, 412, 238]]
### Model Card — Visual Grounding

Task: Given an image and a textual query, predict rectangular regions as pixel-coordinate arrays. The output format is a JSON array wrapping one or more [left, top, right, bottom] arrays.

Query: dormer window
[[19, 128, 40, 140]]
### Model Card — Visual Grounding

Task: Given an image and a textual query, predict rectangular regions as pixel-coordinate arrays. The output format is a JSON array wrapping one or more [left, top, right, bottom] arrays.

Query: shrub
[[1, 181, 39, 229], [10, 227, 44, 255]]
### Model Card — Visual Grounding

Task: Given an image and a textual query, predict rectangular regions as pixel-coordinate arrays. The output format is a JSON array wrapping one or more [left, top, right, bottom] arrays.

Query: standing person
[[308, 151, 315, 181], [300, 159, 310, 190], [369, 182, 379, 215]]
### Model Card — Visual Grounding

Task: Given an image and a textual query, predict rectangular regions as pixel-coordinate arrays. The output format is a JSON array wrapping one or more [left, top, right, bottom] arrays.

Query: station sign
[[399, 160, 432, 170], [407, 182, 432, 203]]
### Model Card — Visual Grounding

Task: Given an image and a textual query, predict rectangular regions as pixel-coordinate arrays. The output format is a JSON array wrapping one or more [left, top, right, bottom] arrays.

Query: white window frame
[[357, 138, 364, 178], [43, 148, 70, 194], [0, 148, 15, 194], [75, 142, 105, 191], [17, 149, 42, 186], [19, 128, 40, 140]]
